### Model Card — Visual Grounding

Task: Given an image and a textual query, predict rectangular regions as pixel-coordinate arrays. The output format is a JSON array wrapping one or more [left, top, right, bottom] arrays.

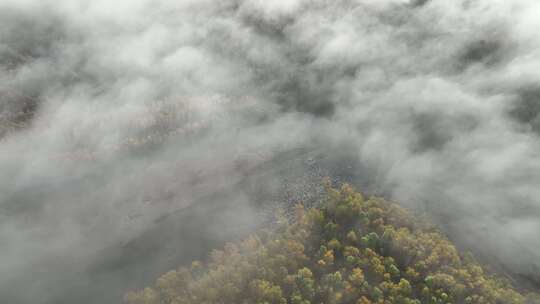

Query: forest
[[125, 183, 540, 304], [3, 1, 540, 303]]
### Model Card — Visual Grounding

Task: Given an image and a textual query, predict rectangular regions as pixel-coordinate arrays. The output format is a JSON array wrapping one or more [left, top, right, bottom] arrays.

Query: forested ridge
[[125, 183, 540, 304]]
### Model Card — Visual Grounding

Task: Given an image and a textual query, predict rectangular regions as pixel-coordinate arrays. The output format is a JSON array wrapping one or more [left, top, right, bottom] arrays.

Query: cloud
[[2, 0, 540, 302]]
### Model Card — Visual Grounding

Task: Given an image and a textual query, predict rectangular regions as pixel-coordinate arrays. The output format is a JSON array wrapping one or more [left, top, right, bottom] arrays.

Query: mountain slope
[[125, 183, 540, 304]]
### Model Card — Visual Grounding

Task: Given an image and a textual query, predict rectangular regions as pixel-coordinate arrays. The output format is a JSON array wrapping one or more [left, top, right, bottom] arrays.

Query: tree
[[125, 184, 537, 304]]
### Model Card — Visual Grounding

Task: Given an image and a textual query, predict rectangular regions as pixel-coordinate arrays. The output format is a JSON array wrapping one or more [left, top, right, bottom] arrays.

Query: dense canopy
[[125, 183, 540, 304]]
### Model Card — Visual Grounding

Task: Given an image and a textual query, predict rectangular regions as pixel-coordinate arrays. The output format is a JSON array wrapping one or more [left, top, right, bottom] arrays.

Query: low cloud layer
[[2, 0, 540, 303]]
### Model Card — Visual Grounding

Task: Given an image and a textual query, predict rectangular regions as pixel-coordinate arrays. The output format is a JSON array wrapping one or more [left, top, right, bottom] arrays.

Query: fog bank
[[2, 0, 540, 302]]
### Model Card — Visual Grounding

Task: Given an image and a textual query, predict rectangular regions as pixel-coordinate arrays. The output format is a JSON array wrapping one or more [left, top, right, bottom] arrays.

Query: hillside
[[124, 183, 540, 304]]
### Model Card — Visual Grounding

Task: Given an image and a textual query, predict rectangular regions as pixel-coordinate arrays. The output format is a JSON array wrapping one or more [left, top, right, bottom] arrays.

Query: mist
[[1, 0, 540, 303]]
